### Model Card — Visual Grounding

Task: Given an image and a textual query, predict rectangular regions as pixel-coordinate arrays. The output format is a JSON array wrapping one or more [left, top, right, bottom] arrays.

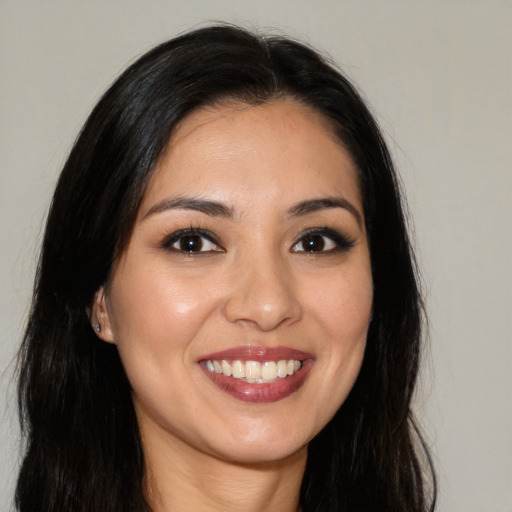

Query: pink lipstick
[[199, 346, 314, 403]]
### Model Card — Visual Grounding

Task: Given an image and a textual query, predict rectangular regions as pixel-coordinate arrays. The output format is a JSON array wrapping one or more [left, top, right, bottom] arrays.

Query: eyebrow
[[288, 197, 363, 226], [143, 195, 362, 226], [143, 196, 234, 219]]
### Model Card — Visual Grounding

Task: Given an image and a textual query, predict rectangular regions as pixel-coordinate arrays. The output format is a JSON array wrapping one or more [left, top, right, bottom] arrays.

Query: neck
[[141, 422, 306, 512]]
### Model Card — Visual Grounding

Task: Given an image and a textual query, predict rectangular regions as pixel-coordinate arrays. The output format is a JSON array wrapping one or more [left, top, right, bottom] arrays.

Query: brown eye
[[291, 228, 355, 253], [300, 234, 327, 252], [178, 235, 204, 252], [162, 229, 222, 254]]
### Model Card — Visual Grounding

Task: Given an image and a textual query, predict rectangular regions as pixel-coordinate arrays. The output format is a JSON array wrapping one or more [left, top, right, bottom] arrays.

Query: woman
[[16, 25, 436, 511]]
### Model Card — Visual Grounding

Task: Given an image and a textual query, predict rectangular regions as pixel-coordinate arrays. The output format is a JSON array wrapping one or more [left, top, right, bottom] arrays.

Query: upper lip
[[199, 345, 314, 362]]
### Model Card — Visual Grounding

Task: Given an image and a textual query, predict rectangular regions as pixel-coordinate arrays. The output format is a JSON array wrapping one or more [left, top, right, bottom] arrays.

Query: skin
[[93, 99, 373, 511]]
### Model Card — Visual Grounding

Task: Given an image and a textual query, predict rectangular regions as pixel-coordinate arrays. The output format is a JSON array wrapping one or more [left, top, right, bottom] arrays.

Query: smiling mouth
[[205, 359, 303, 383], [199, 347, 313, 402]]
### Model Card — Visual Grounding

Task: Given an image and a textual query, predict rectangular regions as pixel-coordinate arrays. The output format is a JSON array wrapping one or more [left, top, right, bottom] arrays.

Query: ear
[[91, 286, 116, 344]]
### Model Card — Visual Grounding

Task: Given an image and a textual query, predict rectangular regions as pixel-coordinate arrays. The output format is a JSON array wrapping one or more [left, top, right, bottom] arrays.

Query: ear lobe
[[91, 287, 116, 344]]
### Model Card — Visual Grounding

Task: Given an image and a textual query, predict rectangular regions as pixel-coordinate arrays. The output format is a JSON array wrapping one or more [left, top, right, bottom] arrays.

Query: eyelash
[[160, 227, 223, 254], [160, 227, 355, 255], [291, 227, 355, 254]]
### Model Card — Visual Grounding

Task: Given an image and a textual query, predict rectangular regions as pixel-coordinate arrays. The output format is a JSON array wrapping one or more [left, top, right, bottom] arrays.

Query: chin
[[209, 422, 310, 465], [218, 442, 307, 466]]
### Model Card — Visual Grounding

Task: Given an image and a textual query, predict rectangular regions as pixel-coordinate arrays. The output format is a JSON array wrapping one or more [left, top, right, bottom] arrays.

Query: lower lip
[[200, 359, 314, 403]]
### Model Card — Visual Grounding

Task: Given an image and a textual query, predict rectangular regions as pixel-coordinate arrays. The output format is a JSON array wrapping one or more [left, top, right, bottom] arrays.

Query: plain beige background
[[1, 1, 511, 511]]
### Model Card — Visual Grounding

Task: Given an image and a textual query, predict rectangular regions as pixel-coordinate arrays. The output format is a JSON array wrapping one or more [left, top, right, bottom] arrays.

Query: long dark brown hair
[[16, 24, 436, 511]]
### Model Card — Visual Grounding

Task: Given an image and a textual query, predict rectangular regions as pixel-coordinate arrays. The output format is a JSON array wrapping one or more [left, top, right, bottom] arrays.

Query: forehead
[[141, 99, 362, 214], [169, 98, 339, 146]]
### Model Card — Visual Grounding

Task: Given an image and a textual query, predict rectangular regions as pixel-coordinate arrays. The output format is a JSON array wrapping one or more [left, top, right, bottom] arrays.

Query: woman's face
[[95, 99, 373, 464]]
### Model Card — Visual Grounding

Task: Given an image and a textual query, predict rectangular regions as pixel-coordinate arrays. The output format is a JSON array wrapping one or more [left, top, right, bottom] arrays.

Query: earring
[[94, 322, 101, 333]]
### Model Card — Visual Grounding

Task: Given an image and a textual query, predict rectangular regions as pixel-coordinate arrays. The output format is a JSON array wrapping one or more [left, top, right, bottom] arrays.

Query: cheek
[[107, 268, 221, 413], [310, 268, 373, 340], [307, 267, 372, 391], [107, 264, 220, 360]]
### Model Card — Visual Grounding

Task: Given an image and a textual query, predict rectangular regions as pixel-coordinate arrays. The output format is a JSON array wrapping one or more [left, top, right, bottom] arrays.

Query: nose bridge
[[223, 245, 301, 331]]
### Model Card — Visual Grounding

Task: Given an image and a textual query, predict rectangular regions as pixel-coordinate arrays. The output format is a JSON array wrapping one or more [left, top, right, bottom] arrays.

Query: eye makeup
[[160, 227, 224, 254], [291, 227, 355, 254], [159, 224, 355, 258]]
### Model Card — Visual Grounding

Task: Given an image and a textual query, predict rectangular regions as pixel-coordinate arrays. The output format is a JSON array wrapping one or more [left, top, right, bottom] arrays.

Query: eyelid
[[291, 227, 355, 253], [160, 227, 224, 253]]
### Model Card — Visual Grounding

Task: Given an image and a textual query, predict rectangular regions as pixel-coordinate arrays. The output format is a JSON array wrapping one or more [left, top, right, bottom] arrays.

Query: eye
[[161, 228, 223, 254], [291, 228, 354, 253]]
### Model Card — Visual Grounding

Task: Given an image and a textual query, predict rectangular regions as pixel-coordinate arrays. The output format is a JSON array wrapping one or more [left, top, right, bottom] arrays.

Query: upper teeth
[[205, 359, 302, 382]]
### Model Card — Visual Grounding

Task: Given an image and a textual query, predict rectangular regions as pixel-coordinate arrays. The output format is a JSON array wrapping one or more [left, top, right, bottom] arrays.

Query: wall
[[1, 1, 511, 510]]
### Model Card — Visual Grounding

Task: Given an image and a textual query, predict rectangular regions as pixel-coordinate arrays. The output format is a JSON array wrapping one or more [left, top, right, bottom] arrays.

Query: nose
[[222, 254, 302, 332]]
